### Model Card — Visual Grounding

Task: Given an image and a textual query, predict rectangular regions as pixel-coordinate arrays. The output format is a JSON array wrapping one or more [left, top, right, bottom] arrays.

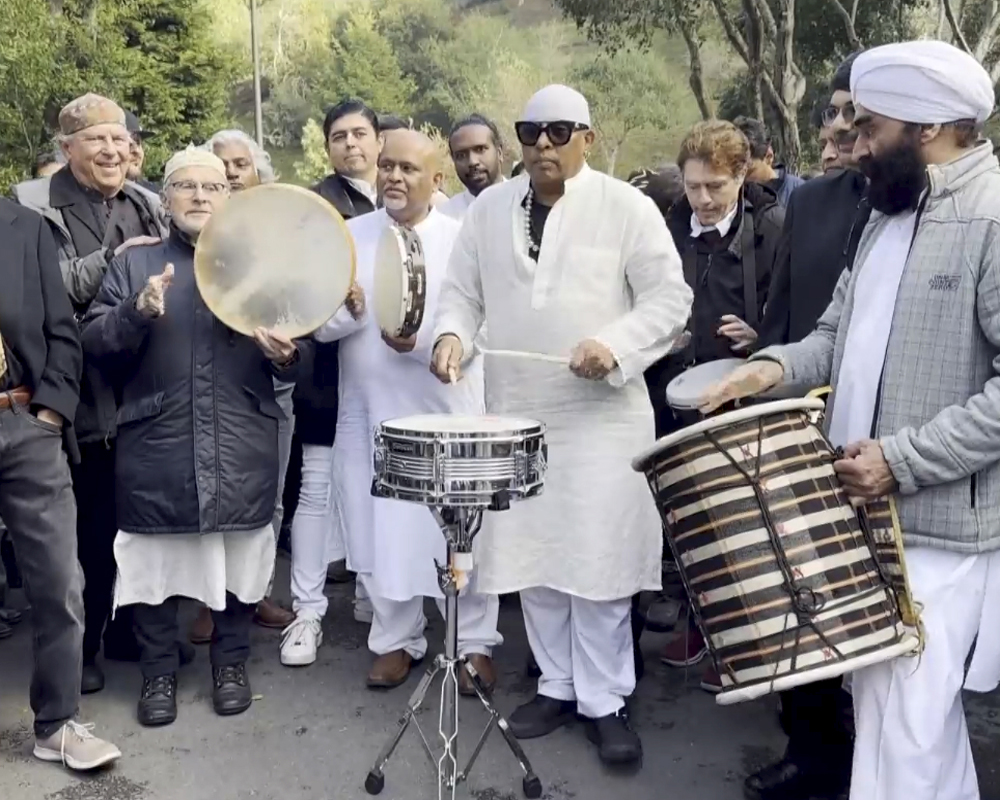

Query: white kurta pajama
[[315, 208, 501, 659], [822, 207, 1000, 800], [433, 167, 691, 716]]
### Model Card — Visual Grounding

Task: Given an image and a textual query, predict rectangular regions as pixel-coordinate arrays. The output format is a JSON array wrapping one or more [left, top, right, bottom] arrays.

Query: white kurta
[[438, 189, 475, 220], [315, 208, 485, 601], [433, 166, 692, 601]]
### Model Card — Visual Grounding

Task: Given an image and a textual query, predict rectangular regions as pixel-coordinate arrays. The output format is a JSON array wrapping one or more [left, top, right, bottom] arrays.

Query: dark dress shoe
[[81, 662, 105, 695], [138, 674, 178, 727], [189, 606, 214, 644], [508, 695, 576, 739], [253, 597, 295, 629], [326, 559, 353, 584], [367, 650, 416, 689], [458, 654, 497, 696], [744, 757, 849, 800], [0, 607, 23, 626], [212, 664, 252, 716], [584, 707, 642, 766]]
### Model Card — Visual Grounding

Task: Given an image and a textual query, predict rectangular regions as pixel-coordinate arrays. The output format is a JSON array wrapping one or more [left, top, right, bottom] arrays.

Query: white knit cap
[[851, 40, 995, 124], [521, 84, 592, 127], [163, 145, 228, 185]]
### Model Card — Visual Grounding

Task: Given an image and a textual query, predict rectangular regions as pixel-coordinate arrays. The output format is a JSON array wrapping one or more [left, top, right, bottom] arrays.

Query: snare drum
[[374, 224, 426, 338], [632, 398, 918, 705], [373, 414, 547, 508]]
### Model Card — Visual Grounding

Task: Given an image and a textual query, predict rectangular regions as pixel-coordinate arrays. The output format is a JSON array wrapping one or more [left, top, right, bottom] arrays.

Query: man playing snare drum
[[702, 41, 1000, 800], [432, 84, 692, 767]]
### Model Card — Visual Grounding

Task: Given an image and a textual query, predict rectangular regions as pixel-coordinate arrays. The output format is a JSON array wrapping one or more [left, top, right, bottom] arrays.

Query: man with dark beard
[[440, 114, 505, 220], [743, 51, 867, 800], [701, 40, 1000, 800]]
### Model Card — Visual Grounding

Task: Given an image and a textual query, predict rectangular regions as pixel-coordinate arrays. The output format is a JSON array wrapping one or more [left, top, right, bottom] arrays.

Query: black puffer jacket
[[81, 231, 309, 534]]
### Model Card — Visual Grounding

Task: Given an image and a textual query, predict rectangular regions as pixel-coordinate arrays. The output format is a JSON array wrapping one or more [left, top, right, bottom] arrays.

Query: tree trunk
[[607, 143, 620, 177], [744, 0, 765, 120], [680, 22, 712, 118]]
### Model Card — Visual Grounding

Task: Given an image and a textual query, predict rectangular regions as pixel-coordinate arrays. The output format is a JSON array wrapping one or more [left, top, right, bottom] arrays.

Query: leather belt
[[0, 387, 31, 410]]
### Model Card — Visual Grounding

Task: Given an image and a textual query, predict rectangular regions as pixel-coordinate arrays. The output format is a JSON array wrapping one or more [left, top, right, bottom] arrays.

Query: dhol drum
[[372, 414, 547, 508], [373, 224, 426, 338], [632, 398, 919, 705]]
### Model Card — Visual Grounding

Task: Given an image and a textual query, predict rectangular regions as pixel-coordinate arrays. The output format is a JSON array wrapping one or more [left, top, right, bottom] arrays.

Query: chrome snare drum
[[373, 414, 547, 508]]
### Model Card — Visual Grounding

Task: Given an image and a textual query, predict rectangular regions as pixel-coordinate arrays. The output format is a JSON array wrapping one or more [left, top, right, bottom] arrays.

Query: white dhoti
[[521, 587, 635, 719], [363, 574, 502, 659], [850, 545, 1000, 800]]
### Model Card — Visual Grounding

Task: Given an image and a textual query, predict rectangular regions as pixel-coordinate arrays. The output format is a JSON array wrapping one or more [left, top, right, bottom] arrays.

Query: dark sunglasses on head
[[821, 101, 856, 127], [514, 120, 589, 148]]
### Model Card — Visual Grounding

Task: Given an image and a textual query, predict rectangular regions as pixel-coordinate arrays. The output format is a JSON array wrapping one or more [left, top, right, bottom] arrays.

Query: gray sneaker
[[33, 721, 121, 771]]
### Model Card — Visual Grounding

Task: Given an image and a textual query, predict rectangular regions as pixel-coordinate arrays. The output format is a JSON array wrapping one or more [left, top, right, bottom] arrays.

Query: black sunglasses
[[514, 120, 589, 148]]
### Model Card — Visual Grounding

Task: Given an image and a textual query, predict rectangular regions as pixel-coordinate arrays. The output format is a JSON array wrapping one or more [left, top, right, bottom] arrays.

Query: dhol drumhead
[[632, 397, 826, 472], [194, 183, 355, 338], [382, 414, 543, 434], [374, 225, 425, 337], [665, 358, 747, 410]]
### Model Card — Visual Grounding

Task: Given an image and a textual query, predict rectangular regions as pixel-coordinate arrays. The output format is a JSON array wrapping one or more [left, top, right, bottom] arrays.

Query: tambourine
[[373, 224, 426, 339]]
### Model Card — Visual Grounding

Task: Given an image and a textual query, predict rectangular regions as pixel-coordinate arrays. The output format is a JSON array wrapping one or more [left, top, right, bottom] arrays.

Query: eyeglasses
[[168, 180, 229, 197], [514, 121, 589, 148], [822, 102, 856, 127]]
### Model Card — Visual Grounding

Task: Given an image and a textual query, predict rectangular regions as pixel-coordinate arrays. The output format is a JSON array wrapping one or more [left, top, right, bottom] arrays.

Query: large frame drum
[[632, 398, 918, 705]]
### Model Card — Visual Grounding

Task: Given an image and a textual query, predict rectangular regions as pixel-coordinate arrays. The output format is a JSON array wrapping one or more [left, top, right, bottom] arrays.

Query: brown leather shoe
[[459, 654, 497, 697], [253, 597, 295, 629], [366, 650, 415, 689], [189, 606, 213, 645]]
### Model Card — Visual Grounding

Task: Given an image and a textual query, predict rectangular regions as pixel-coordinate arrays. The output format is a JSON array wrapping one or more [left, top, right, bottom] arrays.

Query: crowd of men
[[1, 35, 1000, 800]]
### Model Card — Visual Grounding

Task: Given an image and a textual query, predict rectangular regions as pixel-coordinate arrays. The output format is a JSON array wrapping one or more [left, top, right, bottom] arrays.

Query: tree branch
[[972, 3, 1000, 62], [823, 0, 862, 50], [942, 0, 973, 53], [708, 0, 751, 64], [679, 22, 712, 118]]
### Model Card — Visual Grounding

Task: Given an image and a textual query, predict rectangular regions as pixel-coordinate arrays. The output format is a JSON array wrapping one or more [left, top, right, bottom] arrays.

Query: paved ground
[[3, 556, 1000, 800]]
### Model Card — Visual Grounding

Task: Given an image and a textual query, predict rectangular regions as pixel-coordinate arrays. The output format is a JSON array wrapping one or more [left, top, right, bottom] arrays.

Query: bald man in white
[[314, 130, 501, 691], [431, 85, 691, 767], [702, 42, 1000, 800]]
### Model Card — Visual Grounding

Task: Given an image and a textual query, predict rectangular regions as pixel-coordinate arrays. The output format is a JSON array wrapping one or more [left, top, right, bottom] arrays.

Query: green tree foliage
[[293, 117, 329, 184], [0, 0, 237, 192]]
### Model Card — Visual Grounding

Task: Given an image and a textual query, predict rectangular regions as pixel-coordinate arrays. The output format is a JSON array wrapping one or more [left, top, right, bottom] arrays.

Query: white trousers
[[363, 575, 502, 660], [850, 546, 1000, 800], [521, 587, 634, 719], [289, 444, 348, 618]]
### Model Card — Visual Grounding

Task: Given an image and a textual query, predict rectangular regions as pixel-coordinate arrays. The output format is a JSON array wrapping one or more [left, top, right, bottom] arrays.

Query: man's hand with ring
[[569, 339, 616, 381]]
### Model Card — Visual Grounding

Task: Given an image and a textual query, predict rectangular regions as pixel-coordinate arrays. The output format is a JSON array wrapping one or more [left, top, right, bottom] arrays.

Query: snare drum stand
[[364, 504, 543, 800]]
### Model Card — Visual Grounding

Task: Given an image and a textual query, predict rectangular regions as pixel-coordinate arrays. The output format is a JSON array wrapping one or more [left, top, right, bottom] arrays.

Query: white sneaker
[[354, 596, 373, 624], [34, 721, 121, 771], [280, 616, 323, 667]]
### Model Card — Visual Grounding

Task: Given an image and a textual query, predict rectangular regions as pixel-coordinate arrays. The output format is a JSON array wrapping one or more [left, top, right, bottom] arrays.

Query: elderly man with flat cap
[[703, 41, 1000, 800], [431, 85, 692, 767], [82, 147, 309, 728], [15, 93, 166, 696]]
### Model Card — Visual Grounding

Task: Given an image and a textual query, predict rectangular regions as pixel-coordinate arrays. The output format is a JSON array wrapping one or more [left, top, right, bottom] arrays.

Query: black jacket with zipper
[[644, 183, 784, 436], [80, 231, 310, 534]]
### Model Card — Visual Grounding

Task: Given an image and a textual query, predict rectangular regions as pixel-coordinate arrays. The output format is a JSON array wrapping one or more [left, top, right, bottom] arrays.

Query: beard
[[858, 128, 927, 215]]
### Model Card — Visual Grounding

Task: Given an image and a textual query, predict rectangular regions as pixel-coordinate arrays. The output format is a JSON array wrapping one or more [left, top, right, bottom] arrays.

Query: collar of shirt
[[690, 201, 739, 239], [343, 175, 376, 204]]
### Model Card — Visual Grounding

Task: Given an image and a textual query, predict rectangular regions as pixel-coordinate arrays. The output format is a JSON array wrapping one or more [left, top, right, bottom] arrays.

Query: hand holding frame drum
[[193, 184, 355, 338], [374, 224, 426, 342]]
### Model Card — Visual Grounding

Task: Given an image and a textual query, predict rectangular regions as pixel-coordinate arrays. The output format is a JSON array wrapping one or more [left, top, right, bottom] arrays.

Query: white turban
[[521, 84, 592, 127], [851, 40, 995, 125], [163, 145, 228, 185]]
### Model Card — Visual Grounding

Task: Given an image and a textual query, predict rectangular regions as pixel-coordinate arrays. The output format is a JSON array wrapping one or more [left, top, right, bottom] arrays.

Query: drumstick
[[480, 348, 571, 365], [448, 366, 458, 385]]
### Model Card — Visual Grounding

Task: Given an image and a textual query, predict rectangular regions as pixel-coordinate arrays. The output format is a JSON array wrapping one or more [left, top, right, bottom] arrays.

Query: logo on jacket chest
[[928, 274, 961, 292]]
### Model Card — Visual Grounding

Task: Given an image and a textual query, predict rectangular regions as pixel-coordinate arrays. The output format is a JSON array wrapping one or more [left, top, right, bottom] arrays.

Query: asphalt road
[[2, 556, 1000, 800]]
